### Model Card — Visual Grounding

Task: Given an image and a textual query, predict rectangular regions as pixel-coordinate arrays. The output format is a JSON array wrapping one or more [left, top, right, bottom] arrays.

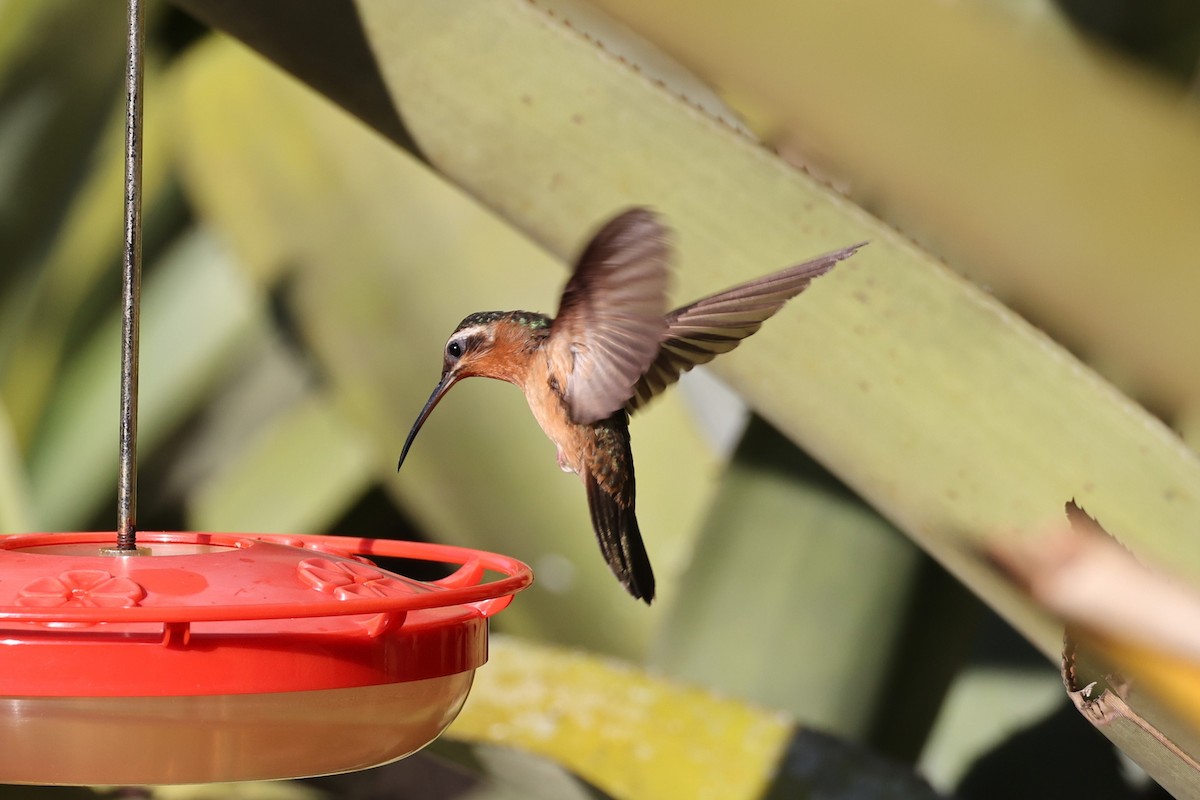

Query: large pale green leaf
[[588, 0, 1200, 417]]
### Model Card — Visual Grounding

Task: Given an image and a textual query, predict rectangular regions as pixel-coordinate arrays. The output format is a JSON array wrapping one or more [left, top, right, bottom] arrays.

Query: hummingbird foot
[[556, 446, 577, 474]]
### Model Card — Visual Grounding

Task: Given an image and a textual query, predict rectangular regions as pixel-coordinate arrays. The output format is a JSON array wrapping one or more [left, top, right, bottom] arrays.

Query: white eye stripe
[[450, 324, 487, 340]]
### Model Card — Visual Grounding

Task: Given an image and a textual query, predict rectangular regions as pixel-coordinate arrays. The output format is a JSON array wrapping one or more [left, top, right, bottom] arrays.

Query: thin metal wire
[[116, 0, 144, 551]]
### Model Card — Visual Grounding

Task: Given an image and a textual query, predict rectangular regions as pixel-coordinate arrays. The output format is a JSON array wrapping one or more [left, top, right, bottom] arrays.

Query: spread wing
[[626, 241, 866, 413], [548, 208, 671, 425]]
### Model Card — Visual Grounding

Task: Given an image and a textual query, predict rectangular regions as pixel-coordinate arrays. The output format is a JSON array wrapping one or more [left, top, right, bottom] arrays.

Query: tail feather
[[585, 474, 655, 603]]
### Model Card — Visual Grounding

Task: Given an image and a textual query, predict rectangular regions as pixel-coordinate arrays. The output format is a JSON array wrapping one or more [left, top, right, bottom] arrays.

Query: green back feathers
[[455, 310, 552, 333]]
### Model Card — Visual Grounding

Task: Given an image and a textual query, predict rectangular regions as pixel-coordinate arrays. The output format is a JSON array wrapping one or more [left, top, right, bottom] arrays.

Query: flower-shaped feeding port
[[18, 569, 146, 608], [0, 531, 532, 786], [298, 557, 420, 635], [298, 557, 415, 598]]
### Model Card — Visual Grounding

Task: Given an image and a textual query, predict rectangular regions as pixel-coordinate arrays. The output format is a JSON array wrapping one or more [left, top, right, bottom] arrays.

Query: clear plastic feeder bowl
[[0, 531, 532, 785]]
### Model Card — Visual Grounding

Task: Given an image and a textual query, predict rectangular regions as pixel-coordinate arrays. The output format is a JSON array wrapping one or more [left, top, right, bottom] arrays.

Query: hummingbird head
[[397, 311, 552, 471]]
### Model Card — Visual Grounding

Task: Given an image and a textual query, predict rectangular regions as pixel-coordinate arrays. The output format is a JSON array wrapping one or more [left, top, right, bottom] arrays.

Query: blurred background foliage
[[1, 0, 1199, 797]]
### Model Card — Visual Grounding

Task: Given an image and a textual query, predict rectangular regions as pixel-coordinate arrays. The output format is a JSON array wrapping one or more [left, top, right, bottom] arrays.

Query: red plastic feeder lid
[[0, 531, 533, 697]]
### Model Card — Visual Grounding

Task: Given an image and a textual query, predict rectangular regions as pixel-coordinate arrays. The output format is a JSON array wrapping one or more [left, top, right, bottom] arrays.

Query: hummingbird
[[398, 208, 865, 603]]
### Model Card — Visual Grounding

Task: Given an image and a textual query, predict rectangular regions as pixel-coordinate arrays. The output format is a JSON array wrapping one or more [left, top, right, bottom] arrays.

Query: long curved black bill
[[397, 372, 458, 471]]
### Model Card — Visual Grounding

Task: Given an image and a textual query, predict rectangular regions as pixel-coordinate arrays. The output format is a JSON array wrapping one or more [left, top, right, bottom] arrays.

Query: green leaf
[[426, 741, 615, 800], [0, 59, 177, 448], [187, 394, 375, 535], [28, 230, 262, 530], [0, 1, 124, 286], [449, 634, 787, 799], [0, 404, 32, 531], [589, 0, 1200, 416], [451, 635, 940, 799], [918, 666, 1066, 791], [651, 416, 923, 740]]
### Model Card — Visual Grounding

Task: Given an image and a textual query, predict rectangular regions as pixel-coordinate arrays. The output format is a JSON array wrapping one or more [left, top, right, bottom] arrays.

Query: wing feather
[[625, 241, 866, 413], [548, 208, 671, 425]]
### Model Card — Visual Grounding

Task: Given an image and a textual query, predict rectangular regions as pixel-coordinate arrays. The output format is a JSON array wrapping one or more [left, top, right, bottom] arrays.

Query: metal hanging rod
[[116, 0, 144, 552]]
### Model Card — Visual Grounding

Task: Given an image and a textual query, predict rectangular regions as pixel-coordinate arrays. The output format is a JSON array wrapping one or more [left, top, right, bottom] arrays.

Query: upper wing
[[548, 208, 671, 425], [625, 241, 866, 413]]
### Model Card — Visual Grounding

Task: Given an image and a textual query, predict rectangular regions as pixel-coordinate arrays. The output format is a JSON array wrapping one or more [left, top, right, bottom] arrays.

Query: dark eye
[[447, 340, 463, 359]]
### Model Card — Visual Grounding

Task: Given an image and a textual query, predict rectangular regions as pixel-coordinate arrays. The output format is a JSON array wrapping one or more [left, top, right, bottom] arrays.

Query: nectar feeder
[[0, 531, 531, 784], [0, 0, 533, 785]]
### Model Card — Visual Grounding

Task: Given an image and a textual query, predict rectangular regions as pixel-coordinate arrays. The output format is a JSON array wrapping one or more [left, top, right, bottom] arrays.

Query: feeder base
[[0, 673, 473, 785]]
